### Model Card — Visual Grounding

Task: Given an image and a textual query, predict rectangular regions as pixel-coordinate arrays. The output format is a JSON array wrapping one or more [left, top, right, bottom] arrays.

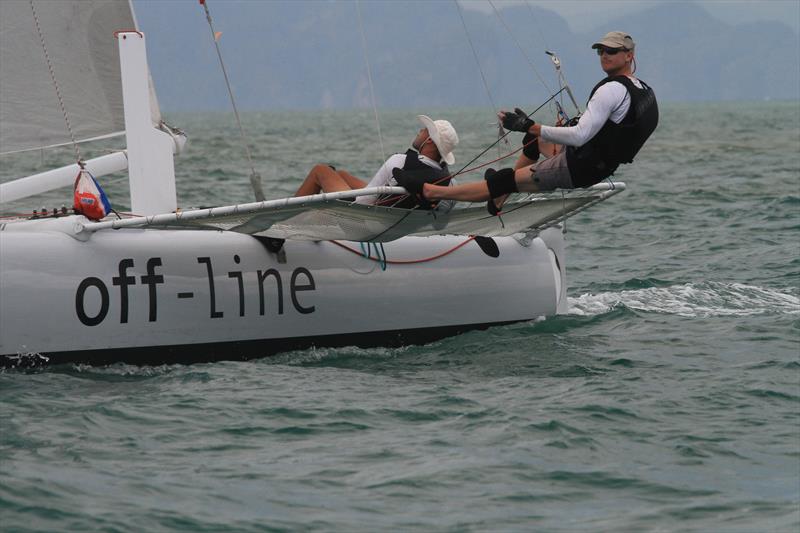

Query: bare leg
[[514, 165, 542, 193], [514, 153, 537, 170], [538, 140, 562, 159], [335, 170, 367, 190], [294, 164, 367, 196], [423, 166, 540, 207], [423, 180, 490, 202]]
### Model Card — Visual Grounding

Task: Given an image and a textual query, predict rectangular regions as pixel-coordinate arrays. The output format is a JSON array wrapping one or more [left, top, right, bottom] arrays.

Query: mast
[[117, 30, 178, 215]]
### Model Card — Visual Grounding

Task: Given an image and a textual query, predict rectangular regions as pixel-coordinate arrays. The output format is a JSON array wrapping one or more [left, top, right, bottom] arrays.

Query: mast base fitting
[[485, 168, 518, 198]]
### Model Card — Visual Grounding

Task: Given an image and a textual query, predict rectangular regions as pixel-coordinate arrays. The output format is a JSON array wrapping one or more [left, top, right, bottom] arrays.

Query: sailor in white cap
[[396, 31, 658, 215], [293, 115, 458, 208]]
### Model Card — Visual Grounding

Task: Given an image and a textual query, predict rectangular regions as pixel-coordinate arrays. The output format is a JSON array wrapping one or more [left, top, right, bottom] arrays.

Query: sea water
[[1, 102, 798, 531]]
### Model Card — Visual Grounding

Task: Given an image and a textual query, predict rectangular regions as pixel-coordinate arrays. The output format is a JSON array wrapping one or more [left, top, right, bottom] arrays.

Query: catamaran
[[0, 0, 624, 367]]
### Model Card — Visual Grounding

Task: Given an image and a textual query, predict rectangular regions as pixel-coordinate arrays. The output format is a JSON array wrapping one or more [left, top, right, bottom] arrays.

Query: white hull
[[0, 216, 566, 366]]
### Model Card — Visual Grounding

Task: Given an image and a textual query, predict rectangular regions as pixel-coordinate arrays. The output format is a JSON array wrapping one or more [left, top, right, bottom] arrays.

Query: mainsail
[[0, 0, 159, 155]]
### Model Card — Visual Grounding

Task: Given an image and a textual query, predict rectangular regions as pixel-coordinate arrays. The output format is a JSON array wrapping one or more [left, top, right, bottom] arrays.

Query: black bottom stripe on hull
[[1, 320, 523, 368]]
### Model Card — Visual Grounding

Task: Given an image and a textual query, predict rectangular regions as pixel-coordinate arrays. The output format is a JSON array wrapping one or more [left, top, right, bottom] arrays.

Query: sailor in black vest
[[395, 31, 658, 214], [293, 115, 459, 209]]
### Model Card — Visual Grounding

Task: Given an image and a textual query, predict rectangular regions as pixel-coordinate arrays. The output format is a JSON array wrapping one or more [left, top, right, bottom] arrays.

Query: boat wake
[[567, 281, 800, 318], [1, 351, 50, 370]]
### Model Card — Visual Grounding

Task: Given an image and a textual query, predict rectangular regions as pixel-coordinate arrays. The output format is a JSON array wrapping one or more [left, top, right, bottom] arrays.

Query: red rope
[[330, 237, 476, 264], [375, 137, 536, 206]]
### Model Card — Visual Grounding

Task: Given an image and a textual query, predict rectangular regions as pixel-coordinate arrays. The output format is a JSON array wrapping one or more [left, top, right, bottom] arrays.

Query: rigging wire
[[522, 0, 560, 113], [523, 0, 550, 52], [373, 87, 565, 211], [520, 2, 581, 116], [374, 0, 573, 208], [451, 86, 565, 179], [453, 0, 508, 157], [28, 0, 82, 164], [454, 1, 500, 114], [199, 0, 265, 202], [373, 87, 564, 212], [356, 0, 387, 164], [487, 0, 553, 95], [373, 136, 536, 207], [375, 0, 518, 208]]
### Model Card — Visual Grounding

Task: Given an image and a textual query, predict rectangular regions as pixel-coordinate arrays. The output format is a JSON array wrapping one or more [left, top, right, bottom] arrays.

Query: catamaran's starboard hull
[[0, 219, 566, 367]]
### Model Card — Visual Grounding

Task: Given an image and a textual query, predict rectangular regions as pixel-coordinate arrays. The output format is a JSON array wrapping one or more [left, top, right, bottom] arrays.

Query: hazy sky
[[461, 0, 800, 32], [130, 0, 799, 109]]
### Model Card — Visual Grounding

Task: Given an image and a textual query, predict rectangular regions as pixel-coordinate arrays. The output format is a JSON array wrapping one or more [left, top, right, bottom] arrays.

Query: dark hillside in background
[[136, 0, 800, 110]]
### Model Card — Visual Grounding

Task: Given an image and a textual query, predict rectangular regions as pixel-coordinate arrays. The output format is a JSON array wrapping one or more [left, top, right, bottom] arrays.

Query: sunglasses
[[596, 46, 627, 56]]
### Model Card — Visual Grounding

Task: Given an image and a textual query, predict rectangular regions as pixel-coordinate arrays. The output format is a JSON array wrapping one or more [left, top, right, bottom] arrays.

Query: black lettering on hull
[[76, 277, 110, 326], [198, 257, 223, 318]]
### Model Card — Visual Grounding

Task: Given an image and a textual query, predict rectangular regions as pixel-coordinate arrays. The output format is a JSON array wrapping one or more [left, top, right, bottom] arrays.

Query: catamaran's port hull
[[0, 220, 566, 367]]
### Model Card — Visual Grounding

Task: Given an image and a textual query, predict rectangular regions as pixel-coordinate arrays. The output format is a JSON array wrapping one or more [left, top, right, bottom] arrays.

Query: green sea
[[1, 102, 799, 531]]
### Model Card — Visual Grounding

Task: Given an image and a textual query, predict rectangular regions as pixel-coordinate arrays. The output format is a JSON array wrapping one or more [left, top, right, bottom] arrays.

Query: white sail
[[0, 0, 159, 155]]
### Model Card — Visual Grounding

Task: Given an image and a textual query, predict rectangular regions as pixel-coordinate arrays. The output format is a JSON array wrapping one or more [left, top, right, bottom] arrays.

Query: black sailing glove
[[501, 107, 535, 133]]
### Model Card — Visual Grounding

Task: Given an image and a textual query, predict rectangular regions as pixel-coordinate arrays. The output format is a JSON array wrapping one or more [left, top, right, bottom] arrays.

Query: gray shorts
[[527, 149, 573, 191]]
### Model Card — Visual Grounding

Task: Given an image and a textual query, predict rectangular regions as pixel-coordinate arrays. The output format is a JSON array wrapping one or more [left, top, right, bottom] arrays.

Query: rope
[[29, 0, 82, 164], [332, 237, 476, 265], [372, 137, 534, 207], [359, 241, 385, 269], [199, 0, 265, 201], [451, 86, 565, 179], [368, 1, 561, 206], [373, 89, 565, 207], [356, 0, 386, 163]]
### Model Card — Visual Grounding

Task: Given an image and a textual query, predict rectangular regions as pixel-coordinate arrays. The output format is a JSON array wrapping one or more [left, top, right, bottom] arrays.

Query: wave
[[567, 281, 800, 318]]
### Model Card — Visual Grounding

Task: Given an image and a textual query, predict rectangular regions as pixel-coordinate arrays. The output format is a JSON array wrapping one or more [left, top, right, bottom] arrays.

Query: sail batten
[[0, 0, 155, 155]]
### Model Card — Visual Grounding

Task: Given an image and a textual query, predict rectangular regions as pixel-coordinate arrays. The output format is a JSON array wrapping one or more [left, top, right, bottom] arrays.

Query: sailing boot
[[484, 167, 517, 215]]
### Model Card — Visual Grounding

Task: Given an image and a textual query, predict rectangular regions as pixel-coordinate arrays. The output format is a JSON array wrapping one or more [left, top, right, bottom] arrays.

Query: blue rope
[[359, 242, 388, 271], [377, 243, 387, 271]]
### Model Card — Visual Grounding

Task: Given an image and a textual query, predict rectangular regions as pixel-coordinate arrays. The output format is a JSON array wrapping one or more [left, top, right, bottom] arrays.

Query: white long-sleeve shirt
[[355, 152, 445, 205], [539, 77, 642, 147]]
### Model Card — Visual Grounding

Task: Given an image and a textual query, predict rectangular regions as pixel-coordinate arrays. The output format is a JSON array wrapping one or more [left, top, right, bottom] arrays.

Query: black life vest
[[385, 149, 451, 209], [565, 75, 659, 187]]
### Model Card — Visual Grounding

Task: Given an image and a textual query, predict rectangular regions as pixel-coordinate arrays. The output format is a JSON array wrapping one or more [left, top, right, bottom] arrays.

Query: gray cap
[[591, 31, 635, 51]]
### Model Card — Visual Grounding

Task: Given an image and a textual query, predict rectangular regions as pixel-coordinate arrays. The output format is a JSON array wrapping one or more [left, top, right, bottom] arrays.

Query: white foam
[[567, 282, 800, 318]]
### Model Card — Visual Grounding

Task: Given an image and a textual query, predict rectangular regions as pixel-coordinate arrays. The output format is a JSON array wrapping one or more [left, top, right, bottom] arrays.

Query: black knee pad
[[522, 133, 540, 161], [485, 168, 518, 199]]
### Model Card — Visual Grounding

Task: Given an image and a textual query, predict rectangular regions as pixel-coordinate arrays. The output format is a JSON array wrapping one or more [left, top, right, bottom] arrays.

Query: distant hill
[[135, 1, 800, 111]]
